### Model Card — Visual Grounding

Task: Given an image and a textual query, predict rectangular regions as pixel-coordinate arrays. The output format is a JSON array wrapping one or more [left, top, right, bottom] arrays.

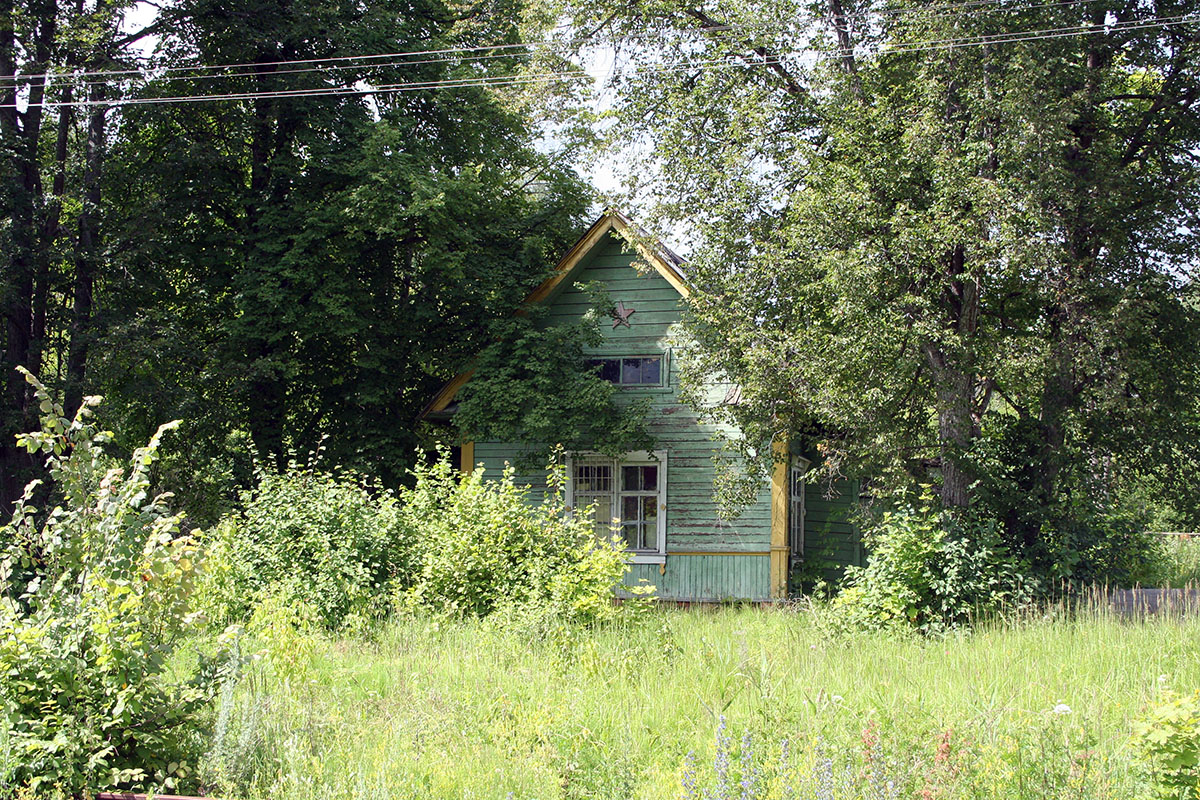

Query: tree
[[562, 0, 1200, 567], [1, 0, 158, 508], [1, 0, 592, 519]]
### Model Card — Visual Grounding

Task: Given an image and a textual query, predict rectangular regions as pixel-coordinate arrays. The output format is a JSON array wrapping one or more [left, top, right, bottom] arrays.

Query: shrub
[[0, 370, 217, 797], [399, 452, 632, 628], [197, 462, 415, 633], [1132, 689, 1200, 798], [1143, 535, 1200, 589], [832, 493, 1037, 633]]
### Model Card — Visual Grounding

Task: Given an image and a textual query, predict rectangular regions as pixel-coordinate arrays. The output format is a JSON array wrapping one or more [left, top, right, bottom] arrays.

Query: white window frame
[[565, 450, 668, 564], [790, 455, 810, 565]]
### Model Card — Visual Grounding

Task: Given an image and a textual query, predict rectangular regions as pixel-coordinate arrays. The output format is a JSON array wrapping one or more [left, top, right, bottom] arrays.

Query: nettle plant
[[1132, 688, 1200, 799], [0, 369, 217, 797]]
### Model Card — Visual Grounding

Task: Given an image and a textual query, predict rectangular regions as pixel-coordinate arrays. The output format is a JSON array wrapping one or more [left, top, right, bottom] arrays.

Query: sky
[[119, 0, 628, 200]]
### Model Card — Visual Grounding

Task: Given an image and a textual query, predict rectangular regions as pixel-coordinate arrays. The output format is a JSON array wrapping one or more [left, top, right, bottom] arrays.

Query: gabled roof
[[421, 211, 690, 418]]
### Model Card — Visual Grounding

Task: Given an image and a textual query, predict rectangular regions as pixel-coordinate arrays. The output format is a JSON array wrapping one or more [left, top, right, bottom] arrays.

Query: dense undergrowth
[[3, 387, 1199, 798]]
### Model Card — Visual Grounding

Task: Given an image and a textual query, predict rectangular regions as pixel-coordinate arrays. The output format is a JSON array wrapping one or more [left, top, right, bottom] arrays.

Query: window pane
[[622, 494, 640, 522], [642, 495, 658, 523], [622, 523, 640, 549], [621, 358, 643, 384], [586, 359, 620, 382], [574, 464, 611, 493], [640, 465, 657, 491], [641, 357, 661, 384], [580, 495, 612, 521], [642, 522, 657, 551], [622, 466, 639, 493]]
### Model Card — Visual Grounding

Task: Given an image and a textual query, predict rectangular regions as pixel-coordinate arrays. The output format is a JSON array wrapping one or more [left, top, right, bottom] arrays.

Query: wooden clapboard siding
[[468, 229, 863, 600], [472, 232, 774, 601], [803, 477, 864, 580], [625, 555, 771, 602]]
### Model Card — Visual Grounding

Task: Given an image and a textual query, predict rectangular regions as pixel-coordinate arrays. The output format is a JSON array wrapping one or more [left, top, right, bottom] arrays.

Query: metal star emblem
[[611, 300, 636, 329]]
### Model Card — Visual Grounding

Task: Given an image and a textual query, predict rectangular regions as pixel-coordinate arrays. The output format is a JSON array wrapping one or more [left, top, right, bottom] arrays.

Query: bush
[[199, 449, 633, 636], [1143, 535, 1200, 589], [0, 370, 218, 797], [197, 462, 414, 633], [1132, 688, 1200, 798], [399, 452, 632, 628], [832, 493, 1037, 633]]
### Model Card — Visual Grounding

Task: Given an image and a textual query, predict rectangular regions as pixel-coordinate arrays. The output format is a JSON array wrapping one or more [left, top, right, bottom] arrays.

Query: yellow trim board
[[769, 438, 789, 599], [526, 214, 691, 304], [459, 441, 475, 475], [428, 369, 475, 416]]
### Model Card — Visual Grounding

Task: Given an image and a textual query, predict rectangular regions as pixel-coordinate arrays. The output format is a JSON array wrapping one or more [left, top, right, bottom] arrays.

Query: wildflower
[[739, 729, 760, 800], [715, 715, 731, 798], [680, 751, 699, 800], [934, 729, 953, 765], [1052, 703, 1071, 715]]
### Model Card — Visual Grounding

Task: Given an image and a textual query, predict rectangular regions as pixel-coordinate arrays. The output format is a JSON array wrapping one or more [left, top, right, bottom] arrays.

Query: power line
[[3, 12, 1194, 109], [7, 40, 546, 84], [0, 0, 1128, 86]]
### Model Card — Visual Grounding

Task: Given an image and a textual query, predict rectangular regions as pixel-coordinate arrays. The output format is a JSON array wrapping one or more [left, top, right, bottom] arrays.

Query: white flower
[[1052, 703, 1071, 715]]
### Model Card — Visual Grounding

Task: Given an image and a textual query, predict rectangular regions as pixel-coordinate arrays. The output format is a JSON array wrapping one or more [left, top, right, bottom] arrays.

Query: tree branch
[[681, 8, 807, 97]]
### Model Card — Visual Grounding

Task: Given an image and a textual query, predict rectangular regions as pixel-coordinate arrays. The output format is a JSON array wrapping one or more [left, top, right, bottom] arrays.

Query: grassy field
[[201, 603, 1198, 799]]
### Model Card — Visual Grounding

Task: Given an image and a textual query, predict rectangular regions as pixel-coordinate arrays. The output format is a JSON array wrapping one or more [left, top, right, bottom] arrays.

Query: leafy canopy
[[559, 0, 1200, 565]]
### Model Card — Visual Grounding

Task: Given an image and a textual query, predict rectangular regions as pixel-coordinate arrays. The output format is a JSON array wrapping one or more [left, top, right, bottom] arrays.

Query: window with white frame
[[567, 451, 667, 561], [789, 456, 809, 564]]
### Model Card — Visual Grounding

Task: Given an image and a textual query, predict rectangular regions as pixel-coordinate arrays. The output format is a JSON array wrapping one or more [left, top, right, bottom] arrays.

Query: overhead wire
[[0, 0, 1139, 86], [2, 10, 1195, 109]]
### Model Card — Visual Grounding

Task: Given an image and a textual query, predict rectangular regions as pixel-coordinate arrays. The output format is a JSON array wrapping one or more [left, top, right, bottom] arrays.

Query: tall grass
[[200, 604, 1197, 799]]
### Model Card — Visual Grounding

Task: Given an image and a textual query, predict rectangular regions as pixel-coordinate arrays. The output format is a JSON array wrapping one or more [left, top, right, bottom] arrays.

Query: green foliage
[[400, 450, 632, 628], [59, 0, 594, 518], [198, 449, 633, 635], [1132, 689, 1200, 798], [453, 300, 654, 467], [1145, 536, 1200, 590], [564, 0, 1200, 574], [197, 460, 414, 633], [0, 370, 217, 797], [970, 414, 1164, 586], [832, 494, 1037, 632]]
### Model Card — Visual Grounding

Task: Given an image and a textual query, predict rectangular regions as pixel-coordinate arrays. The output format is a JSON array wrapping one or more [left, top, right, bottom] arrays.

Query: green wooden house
[[424, 212, 862, 601]]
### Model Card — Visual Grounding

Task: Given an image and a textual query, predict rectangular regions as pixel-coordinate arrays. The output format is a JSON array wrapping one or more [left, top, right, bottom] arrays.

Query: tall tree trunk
[[65, 90, 106, 417], [924, 245, 981, 509], [0, 0, 53, 511], [31, 0, 77, 373], [242, 63, 289, 467], [924, 345, 976, 508], [1031, 9, 1109, 537]]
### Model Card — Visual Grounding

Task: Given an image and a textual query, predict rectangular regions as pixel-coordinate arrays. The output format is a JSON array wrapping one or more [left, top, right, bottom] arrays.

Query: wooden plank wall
[[803, 478, 863, 581], [471, 233, 853, 600]]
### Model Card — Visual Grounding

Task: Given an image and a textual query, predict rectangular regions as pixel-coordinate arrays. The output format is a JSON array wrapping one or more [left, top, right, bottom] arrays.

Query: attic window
[[587, 356, 662, 386]]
